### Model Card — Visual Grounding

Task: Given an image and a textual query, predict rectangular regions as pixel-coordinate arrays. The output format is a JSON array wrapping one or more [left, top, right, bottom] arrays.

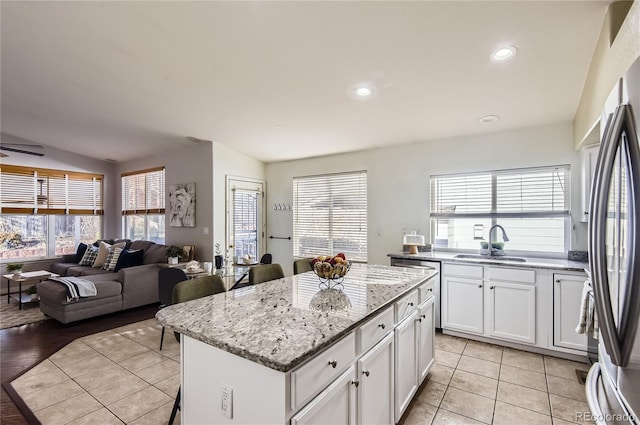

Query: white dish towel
[[576, 279, 598, 339]]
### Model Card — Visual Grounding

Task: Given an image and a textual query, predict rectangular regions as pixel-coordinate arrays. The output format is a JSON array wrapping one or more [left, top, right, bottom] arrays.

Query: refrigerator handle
[[618, 104, 640, 367], [589, 108, 624, 366]]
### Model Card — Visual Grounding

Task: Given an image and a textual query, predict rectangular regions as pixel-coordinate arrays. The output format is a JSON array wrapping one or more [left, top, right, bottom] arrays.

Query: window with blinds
[[0, 165, 103, 214], [0, 164, 103, 259], [429, 166, 570, 254], [293, 171, 367, 262], [121, 167, 165, 243]]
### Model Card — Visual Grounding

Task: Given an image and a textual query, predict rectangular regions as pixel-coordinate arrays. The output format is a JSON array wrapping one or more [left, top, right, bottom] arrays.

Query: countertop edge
[[158, 271, 436, 373], [387, 252, 588, 272]]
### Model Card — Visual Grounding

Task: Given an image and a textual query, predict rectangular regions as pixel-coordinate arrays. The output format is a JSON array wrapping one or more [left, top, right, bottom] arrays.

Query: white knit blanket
[[50, 277, 98, 302]]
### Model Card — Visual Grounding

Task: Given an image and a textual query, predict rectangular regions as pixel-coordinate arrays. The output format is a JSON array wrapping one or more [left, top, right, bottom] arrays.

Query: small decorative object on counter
[[311, 253, 350, 288], [166, 246, 185, 265], [403, 232, 425, 255], [6, 262, 24, 278]]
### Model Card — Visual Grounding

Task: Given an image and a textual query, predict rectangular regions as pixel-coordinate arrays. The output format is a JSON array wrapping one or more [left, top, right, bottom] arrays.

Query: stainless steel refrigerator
[[586, 56, 640, 424]]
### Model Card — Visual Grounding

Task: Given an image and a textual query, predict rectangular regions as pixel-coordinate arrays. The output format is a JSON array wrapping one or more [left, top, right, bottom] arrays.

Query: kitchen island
[[156, 263, 437, 424]]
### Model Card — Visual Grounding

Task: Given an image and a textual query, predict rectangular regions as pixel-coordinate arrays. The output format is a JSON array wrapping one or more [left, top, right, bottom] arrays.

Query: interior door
[[227, 177, 265, 261]]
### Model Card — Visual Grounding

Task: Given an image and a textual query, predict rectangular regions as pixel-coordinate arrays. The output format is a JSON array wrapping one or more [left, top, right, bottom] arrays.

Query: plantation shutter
[[0, 165, 103, 214], [121, 167, 165, 215], [293, 170, 367, 262]]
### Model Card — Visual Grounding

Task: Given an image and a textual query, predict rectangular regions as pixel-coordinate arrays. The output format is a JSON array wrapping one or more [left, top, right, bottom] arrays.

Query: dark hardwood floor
[[0, 304, 159, 424]]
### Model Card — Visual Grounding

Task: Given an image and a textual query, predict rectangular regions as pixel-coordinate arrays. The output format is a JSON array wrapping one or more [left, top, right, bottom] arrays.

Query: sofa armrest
[[118, 264, 162, 309], [61, 254, 77, 263]]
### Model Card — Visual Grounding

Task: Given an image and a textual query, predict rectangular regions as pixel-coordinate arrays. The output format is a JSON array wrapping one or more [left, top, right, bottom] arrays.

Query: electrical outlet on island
[[220, 385, 233, 419]]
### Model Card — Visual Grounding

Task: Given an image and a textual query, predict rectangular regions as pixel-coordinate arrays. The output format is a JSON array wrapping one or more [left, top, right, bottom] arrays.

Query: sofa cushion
[[115, 249, 144, 272], [38, 278, 122, 305], [50, 263, 78, 277], [129, 240, 154, 251], [93, 241, 126, 268], [79, 246, 99, 266], [144, 243, 168, 264], [114, 239, 132, 249], [92, 239, 115, 247], [75, 243, 88, 263], [78, 267, 113, 276]]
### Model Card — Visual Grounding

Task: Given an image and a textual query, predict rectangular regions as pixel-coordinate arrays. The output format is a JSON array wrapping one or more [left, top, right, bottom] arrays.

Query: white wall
[[0, 133, 118, 236], [212, 141, 266, 255], [266, 123, 586, 274], [116, 141, 215, 261]]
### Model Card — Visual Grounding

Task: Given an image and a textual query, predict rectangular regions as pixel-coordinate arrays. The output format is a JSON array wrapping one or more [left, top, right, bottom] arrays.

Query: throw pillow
[[103, 247, 124, 271], [114, 249, 144, 272], [93, 241, 126, 268], [75, 243, 88, 263], [79, 245, 99, 266]]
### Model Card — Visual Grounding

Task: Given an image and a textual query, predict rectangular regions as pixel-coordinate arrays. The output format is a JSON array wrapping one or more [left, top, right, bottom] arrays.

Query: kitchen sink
[[453, 254, 526, 262]]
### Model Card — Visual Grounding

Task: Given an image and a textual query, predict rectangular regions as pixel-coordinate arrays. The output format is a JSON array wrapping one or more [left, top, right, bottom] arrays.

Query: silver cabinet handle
[[477, 284, 483, 288], [555, 279, 560, 283], [421, 314, 426, 319], [490, 286, 495, 290], [351, 380, 359, 387], [328, 360, 337, 368], [377, 323, 386, 330], [416, 318, 422, 323], [408, 302, 414, 306], [363, 370, 370, 377], [428, 288, 433, 292]]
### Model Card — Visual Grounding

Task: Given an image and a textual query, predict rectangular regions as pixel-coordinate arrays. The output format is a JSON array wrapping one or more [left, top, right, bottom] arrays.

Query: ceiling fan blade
[[0, 146, 45, 157], [1, 143, 43, 149]]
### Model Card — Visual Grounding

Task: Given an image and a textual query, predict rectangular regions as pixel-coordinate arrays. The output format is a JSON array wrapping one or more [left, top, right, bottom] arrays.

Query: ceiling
[[1, 1, 609, 163]]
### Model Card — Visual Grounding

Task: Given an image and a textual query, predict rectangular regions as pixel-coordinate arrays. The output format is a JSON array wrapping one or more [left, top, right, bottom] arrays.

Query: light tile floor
[[11, 323, 594, 425], [10, 319, 181, 425], [402, 333, 593, 425]]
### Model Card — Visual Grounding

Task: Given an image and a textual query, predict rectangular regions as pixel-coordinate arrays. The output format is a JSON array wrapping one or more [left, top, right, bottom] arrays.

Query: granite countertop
[[156, 263, 436, 373], [387, 252, 588, 272]]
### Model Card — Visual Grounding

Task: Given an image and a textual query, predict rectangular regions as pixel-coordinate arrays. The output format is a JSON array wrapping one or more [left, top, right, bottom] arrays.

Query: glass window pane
[[54, 216, 76, 256], [0, 215, 47, 259], [498, 218, 566, 253], [80, 216, 102, 244], [146, 214, 165, 244], [124, 215, 146, 241]]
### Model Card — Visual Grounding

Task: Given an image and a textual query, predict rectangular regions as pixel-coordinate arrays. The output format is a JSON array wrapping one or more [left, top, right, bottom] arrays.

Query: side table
[[3, 271, 59, 310]]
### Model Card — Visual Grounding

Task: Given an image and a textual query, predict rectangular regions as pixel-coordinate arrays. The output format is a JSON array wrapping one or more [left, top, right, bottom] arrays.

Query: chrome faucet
[[487, 224, 509, 256]]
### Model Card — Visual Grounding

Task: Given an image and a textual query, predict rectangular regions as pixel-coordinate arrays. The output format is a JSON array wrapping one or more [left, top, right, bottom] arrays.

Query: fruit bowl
[[311, 254, 350, 286]]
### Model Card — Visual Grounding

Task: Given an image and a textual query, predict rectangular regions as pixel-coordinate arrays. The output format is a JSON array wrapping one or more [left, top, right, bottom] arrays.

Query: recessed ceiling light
[[355, 86, 372, 97], [480, 115, 500, 124], [490, 45, 517, 62]]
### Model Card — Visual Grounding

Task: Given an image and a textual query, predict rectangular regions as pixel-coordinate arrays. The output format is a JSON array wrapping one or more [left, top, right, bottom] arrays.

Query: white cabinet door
[[417, 296, 435, 384], [394, 310, 418, 423], [357, 333, 394, 425], [291, 366, 356, 425], [442, 276, 484, 334], [487, 281, 536, 344], [553, 273, 588, 351]]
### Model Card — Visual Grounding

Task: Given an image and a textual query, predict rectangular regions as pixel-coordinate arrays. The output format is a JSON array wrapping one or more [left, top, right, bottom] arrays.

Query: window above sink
[[429, 165, 571, 256]]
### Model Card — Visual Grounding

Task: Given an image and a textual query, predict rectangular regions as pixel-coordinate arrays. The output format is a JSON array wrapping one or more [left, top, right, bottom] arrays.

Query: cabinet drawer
[[395, 289, 419, 323], [291, 333, 356, 411], [443, 263, 483, 279], [488, 267, 536, 284], [359, 306, 394, 353], [418, 280, 435, 303]]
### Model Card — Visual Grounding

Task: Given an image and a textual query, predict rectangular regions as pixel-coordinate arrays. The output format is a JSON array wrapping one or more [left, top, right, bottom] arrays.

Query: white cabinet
[[487, 281, 536, 344], [394, 309, 419, 422], [356, 333, 394, 425], [553, 273, 589, 351], [581, 144, 600, 222], [291, 366, 357, 425], [417, 296, 435, 384], [442, 275, 484, 334]]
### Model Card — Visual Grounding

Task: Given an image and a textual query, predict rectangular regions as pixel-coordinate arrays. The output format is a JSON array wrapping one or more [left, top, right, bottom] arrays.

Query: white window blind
[[429, 165, 570, 254], [121, 167, 165, 215], [0, 165, 103, 214], [293, 170, 367, 262], [232, 188, 260, 258]]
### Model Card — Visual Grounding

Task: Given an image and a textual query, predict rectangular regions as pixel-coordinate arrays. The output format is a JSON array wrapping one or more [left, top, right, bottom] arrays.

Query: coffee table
[[3, 270, 59, 310]]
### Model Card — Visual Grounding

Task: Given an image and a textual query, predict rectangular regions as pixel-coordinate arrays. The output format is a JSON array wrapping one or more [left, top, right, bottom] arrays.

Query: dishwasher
[[389, 258, 441, 330]]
